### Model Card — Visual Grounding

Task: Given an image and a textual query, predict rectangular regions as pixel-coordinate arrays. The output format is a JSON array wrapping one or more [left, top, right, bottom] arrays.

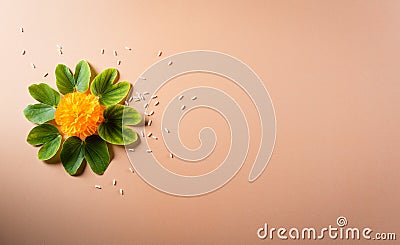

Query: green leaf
[[60, 136, 85, 175], [122, 105, 142, 125], [55, 64, 75, 95], [38, 135, 62, 160], [98, 105, 140, 145], [98, 123, 137, 145], [23, 104, 55, 124], [100, 82, 130, 106], [27, 124, 60, 146], [91, 68, 118, 95], [84, 135, 110, 175], [74, 60, 90, 92], [103, 104, 142, 125], [28, 83, 60, 106], [90, 68, 130, 106], [27, 124, 61, 161]]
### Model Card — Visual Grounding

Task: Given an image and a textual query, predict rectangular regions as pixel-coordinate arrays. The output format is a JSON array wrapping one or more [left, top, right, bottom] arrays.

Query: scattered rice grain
[[147, 120, 152, 126], [95, 185, 102, 189], [157, 50, 162, 57], [164, 128, 170, 133]]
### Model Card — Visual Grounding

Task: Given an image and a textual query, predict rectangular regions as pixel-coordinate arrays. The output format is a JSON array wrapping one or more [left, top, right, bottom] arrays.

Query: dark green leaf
[[74, 60, 90, 93], [98, 105, 140, 145], [23, 104, 55, 124], [28, 83, 60, 106], [60, 136, 85, 175], [55, 64, 75, 95], [38, 135, 62, 160], [84, 135, 110, 175], [27, 123, 60, 146], [90, 68, 130, 106]]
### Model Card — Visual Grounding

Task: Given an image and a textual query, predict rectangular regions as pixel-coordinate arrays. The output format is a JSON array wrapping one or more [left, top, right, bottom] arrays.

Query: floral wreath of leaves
[[23, 60, 141, 175]]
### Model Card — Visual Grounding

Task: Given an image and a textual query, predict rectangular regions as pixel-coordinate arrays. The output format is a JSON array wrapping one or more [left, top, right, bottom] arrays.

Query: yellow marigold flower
[[55, 92, 104, 140]]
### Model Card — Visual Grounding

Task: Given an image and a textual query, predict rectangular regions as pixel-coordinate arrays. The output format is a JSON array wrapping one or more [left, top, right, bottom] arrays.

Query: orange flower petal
[[55, 92, 104, 141]]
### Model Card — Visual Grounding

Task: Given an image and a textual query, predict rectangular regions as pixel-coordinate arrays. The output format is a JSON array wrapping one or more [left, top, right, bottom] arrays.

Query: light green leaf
[[103, 104, 142, 125], [98, 123, 137, 145], [23, 104, 55, 124], [90, 68, 130, 106], [28, 83, 60, 106], [55, 64, 75, 95], [91, 68, 118, 95], [122, 105, 142, 125], [122, 127, 138, 144], [74, 60, 90, 93], [38, 135, 62, 160], [98, 105, 140, 145], [60, 136, 85, 175], [27, 124, 61, 161], [27, 124, 60, 146], [100, 82, 130, 106], [84, 135, 110, 175]]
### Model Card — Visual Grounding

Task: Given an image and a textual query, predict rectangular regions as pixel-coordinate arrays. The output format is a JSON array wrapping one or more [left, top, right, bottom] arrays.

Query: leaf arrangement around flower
[[24, 60, 141, 175]]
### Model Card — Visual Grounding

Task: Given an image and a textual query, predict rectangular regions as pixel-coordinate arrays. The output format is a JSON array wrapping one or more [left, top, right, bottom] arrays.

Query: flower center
[[55, 92, 104, 140]]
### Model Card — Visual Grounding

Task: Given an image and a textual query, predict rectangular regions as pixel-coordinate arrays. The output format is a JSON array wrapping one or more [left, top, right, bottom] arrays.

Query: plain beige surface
[[1, 0, 399, 244]]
